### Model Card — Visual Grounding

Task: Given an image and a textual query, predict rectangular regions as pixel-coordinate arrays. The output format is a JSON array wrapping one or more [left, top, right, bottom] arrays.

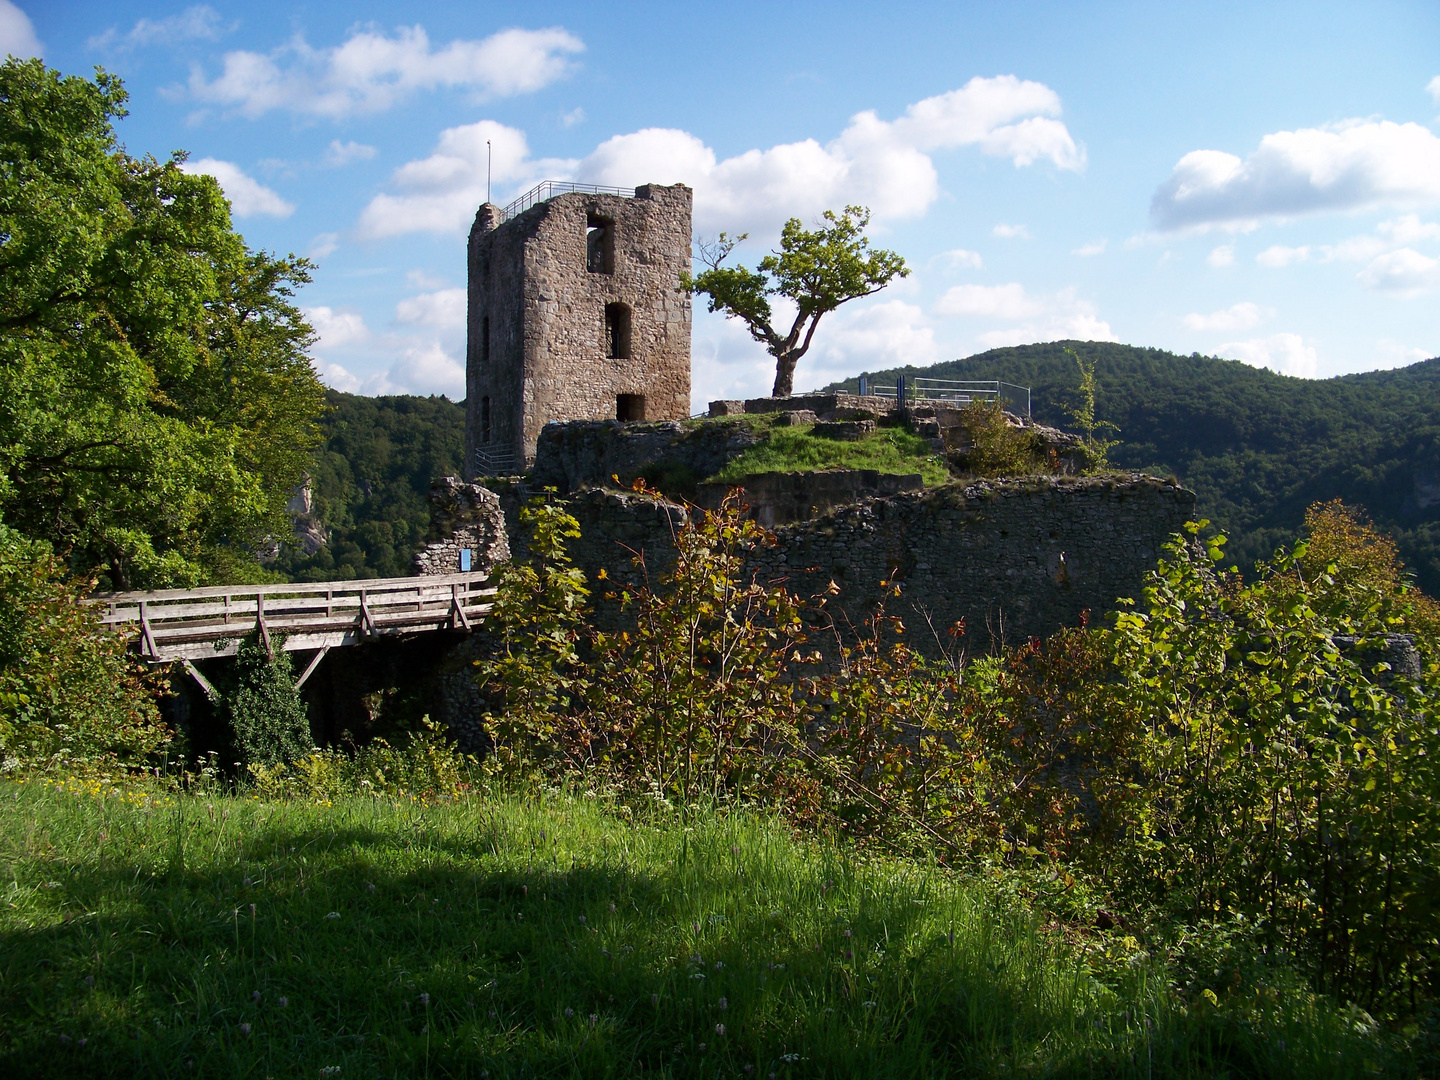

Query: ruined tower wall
[[466, 184, 692, 471]]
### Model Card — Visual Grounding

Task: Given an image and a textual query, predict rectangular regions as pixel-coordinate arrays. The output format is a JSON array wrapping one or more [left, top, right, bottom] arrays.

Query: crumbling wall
[[412, 476, 511, 575], [531, 417, 763, 493]]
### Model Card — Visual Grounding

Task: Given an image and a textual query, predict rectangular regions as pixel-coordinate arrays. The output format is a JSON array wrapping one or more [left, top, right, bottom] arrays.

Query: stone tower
[[465, 182, 693, 472]]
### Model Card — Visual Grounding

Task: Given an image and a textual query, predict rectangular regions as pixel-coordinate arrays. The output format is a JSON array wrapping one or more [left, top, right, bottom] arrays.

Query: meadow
[[0, 779, 1402, 1079]]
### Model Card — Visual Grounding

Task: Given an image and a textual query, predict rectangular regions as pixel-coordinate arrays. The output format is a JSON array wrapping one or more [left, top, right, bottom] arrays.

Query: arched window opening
[[604, 302, 632, 360]]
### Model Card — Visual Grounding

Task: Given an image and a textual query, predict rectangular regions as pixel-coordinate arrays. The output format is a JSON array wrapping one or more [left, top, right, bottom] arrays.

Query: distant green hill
[[271, 390, 466, 581], [826, 342, 1440, 595]]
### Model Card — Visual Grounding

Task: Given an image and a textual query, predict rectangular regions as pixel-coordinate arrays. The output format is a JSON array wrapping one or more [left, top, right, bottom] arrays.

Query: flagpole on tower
[[487, 141, 492, 204]]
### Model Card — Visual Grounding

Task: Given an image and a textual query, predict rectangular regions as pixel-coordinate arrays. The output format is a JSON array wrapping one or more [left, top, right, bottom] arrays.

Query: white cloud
[[187, 25, 584, 120], [0, 0, 41, 58], [354, 120, 574, 239], [1151, 119, 1440, 232], [936, 248, 984, 269], [1256, 244, 1310, 267], [1182, 301, 1267, 332], [360, 76, 1084, 241], [1356, 248, 1439, 295], [935, 282, 1045, 319], [305, 306, 370, 349], [309, 232, 340, 259], [1374, 338, 1431, 369], [1378, 213, 1440, 245], [561, 107, 585, 128], [992, 223, 1032, 239], [1429, 76, 1440, 108], [395, 288, 466, 330], [325, 139, 377, 166], [179, 158, 294, 217], [1219, 333, 1319, 378], [387, 341, 466, 396], [1072, 239, 1106, 257], [317, 361, 361, 393], [1206, 244, 1235, 267], [934, 283, 1114, 347], [89, 6, 225, 51], [802, 300, 940, 389]]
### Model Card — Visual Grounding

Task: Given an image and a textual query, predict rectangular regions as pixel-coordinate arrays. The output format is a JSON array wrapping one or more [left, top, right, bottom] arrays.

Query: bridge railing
[[96, 571, 496, 663]]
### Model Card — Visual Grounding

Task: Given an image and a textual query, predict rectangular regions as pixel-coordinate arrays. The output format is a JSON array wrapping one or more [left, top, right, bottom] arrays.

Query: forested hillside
[[828, 343, 1440, 594], [271, 390, 466, 580]]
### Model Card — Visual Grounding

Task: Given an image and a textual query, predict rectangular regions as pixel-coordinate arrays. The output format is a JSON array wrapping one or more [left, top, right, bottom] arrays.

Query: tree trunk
[[771, 350, 799, 398]]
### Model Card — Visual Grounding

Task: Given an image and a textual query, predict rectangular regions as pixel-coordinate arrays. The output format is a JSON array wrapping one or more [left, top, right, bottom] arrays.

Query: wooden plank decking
[[96, 571, 495, 662]]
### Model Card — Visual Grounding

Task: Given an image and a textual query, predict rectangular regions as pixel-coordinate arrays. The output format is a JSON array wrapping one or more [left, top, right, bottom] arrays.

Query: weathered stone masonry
[[465, 184, 693, 470]]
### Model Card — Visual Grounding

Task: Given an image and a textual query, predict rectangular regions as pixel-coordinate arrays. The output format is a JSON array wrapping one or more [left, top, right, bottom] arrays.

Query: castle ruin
[[465, 182, 693, 472]]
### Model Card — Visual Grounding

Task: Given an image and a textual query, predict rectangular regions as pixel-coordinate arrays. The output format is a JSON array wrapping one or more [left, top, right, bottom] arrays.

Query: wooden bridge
[[97, 571, 495, 687]]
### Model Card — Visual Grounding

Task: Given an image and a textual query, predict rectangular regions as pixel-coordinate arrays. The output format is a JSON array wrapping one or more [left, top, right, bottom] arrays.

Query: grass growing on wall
[[0, 780, 1400, 1079], [712, 425, 951, 486]]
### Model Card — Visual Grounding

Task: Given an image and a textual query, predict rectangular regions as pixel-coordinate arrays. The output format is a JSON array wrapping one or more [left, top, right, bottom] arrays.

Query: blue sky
[[12, 1, 1440, 406]]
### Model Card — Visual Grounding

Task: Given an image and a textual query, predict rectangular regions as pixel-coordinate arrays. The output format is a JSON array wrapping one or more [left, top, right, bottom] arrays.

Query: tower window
[[617, 394, 646, 422], [586, 214, 614, 274], [604, 302, 632, 359], [480, 316, 490, 366]]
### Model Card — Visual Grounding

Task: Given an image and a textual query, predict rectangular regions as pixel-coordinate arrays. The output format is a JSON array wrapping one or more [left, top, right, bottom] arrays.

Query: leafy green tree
[[0, 59, 325, 589], [684, 206, 908, 397], [0, 516, 168, 767], [1061, 349, 1120, 471], [226, 637, 313, 769]]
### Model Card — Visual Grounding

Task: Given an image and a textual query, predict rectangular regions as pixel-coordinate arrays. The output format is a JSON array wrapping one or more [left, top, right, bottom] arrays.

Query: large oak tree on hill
[[0, 60, 325, 589], [684, 206, 908, 398]]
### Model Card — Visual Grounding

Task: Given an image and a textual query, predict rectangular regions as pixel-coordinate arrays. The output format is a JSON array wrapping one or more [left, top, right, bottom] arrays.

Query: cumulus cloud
[[803, 300, 940, 388], [180, 158, 294, 217], [1182, 302, 1268, 332], [1072, 239, 1106, 257], [1206, 244, 1235, 267], [395, 288, 466, 330], [187, 25, 584, 120], [325, 139, 377, 166], [305, 306, 370, 349], [1257, 244, 1310, 268], [935, 283, 1045, 320], [1151, 119, 1440, 232], [358, 76, 1084, 239], [309, 232, 340, 259], [934, 283, 1114, 347], [0, 0, 41, 58], [993, 223, 1032, 239], [89, 6, 226, 51], [561, 107, 585, 128], [388, 341, 466, 396], [935, 248, 984, 270], [1375, 338, 1431, 369], [1430, 76, 1440, 109], [1356, 248, 1439, 295], [316, 361, 361, 393], [1219, 333, 1319, 378]]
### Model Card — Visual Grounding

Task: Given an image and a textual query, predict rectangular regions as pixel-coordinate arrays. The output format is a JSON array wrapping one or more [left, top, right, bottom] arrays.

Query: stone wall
[[493, 474, 1196, 654], [466, 184, 693, 470], [752, 475, 1195, 651], [530, 417, 764, 493], [411, 476, 511, 576], [695, 469, 924, 527]]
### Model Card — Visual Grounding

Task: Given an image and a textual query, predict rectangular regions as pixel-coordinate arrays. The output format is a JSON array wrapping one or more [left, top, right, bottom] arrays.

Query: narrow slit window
[[480, 315, 490, 366], [604, 302, 632, 359], [586, 214, 614, 274], [617, 394, 646, 422]]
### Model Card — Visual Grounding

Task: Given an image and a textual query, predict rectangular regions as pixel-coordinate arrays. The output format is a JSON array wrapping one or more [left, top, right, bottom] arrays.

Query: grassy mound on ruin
[[710, 424, 951, 486]]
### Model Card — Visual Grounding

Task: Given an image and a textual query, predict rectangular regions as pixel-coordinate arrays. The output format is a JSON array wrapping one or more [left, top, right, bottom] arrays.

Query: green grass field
[[0, 780, 1402, 1078], [711, 425, 951, 487]]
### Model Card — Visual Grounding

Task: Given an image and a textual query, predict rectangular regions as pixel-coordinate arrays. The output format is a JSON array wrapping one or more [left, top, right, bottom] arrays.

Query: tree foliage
[[0, 517, 168, 767], [225, 636, 313, 769], [0, 60, 325, 588], [684, 207, 908, 397]]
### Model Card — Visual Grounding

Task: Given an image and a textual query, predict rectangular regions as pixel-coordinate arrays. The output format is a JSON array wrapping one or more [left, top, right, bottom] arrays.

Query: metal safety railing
[[500, 181, 636, 223], [473, 445, 520, 476], [861, 376, 1031, 418]]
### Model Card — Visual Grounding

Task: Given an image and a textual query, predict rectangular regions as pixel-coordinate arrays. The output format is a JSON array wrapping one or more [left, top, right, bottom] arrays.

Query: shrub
[[247, 717, 472, 801], [951, 398, 1054, 477], [224, 635, 312, 767], [0, 518, 168, 769]]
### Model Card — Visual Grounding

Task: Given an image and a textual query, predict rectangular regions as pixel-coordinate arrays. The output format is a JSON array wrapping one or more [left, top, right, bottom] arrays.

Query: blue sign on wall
[[460, 548, 472, 572]]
